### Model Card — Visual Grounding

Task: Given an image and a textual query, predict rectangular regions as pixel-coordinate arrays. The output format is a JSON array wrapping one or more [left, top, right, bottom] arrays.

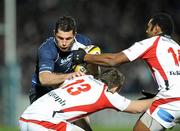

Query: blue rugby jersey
[[30, 34, 92, 102]]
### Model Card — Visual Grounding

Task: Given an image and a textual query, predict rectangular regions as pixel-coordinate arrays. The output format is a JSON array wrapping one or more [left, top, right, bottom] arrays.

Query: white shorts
[[146, 97, 180, 129], [19, 117, 85, 131]]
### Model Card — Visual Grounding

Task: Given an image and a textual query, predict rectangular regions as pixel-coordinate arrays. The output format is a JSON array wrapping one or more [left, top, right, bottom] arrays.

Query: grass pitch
[[0, 125, 179, 131]]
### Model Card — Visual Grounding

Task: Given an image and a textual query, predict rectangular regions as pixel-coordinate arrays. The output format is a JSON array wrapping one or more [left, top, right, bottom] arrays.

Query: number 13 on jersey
[[62, 79, 91, 95]]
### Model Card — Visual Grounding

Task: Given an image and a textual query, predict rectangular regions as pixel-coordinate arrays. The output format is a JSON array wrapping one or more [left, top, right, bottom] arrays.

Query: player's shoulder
[[37, 37, 57, 57], [39, 37, 55, 49], [138, 36, 160, 45], [161, 35, 180, 46], [75, 33, 92, 46]]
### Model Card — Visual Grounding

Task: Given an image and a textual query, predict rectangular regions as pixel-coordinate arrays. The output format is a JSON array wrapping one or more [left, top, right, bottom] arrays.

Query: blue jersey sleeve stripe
[[39, 67, 53, 72]]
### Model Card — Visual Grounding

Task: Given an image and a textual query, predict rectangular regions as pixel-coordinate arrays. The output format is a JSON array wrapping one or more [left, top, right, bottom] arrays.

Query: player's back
[[22, 75, 106, 122], [156, 36, 180, 81], [154, 36, 180, 97]]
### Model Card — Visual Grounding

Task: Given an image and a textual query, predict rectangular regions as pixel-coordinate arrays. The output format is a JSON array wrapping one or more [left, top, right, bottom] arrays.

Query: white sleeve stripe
[[39, 70, 52, 73]]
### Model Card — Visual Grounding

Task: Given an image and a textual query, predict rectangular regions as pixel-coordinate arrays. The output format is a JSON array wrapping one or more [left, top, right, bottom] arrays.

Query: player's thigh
[[134, 113, 165, 131]]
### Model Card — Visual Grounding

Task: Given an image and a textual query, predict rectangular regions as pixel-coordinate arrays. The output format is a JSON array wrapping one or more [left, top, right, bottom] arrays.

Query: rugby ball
[[73, 45, 101, 73]]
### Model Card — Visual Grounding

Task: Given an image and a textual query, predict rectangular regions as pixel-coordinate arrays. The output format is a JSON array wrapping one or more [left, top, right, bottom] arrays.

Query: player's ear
[[53, 29, 56, 36], [154, 25, 162, 35], [109, 86, 118, 93], [72, 31, 77, 39], [73, 31, 77, 37]]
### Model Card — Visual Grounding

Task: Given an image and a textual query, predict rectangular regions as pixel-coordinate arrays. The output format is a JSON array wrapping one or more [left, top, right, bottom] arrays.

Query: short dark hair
[[55, 16, 77, 34], [151, 13, 174, 35], [98, 68, 125, 90]]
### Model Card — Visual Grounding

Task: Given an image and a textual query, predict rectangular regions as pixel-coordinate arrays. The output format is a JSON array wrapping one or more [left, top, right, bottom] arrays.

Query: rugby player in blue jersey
[[30, 16, 92, 103]]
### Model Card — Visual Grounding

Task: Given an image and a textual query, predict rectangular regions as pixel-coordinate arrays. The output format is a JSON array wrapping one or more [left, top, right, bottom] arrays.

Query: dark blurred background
[[16, 0, 180, 94], [0, 0, 180, 129]]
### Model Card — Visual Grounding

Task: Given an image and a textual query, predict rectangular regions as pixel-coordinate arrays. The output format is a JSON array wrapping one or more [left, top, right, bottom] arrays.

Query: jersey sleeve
[[122, 36, 158, 61], [38, 45, 55, 73], [106, 92, 131, 111]]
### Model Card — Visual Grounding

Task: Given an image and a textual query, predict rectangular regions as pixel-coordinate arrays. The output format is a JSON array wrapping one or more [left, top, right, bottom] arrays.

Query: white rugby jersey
[[21, 75, 130, 124], [123, 35, 180, 98]]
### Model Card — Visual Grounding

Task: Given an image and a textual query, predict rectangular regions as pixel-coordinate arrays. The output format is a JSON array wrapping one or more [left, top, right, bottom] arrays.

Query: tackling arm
[[84, 52, 130, 66], [124, 98, 154, 114]]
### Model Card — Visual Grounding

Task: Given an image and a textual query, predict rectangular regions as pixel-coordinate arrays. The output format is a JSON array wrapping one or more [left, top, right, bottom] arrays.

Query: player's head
[[54, 16, 77, 52], [146, 13, 174, 37], [98, 68, 125, 93], [55, 16, 77, 34]]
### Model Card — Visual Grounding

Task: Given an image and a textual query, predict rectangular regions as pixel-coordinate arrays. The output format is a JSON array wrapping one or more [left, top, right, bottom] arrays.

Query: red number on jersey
[[62, 79, 84, 89], [67, 83, 91, 95], [168, 47, 180, 66], [63, 79, 91, 95]]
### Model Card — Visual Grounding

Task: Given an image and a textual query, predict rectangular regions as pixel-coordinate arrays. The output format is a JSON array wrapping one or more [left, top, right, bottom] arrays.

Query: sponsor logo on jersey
[[60, 55, 72, 65], [157, 109, 174, 123], [169, 70, 180, 75], [48, 91, 66, 106]]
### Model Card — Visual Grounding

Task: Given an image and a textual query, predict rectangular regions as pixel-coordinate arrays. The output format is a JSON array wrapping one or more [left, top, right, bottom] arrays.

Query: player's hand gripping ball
[[73, 45, 101, 73]]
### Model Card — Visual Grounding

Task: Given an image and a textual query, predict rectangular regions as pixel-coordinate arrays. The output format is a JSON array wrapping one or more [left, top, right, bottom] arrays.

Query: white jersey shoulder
[[123, 36, 159, 61]]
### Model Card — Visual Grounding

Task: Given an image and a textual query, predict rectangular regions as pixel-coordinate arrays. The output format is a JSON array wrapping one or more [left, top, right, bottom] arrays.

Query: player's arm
[[39, 71, 84, 87], [73, 49, 130, 66], [124, 98, 154, 114], [38, 45, 85, 87], [84, 52, 129, 66], [73, 39, 154, 66]]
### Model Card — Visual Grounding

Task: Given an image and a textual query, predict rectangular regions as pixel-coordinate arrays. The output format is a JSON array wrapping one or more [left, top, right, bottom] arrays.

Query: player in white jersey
[[19, 68, 153, 131], [72, 13, 180, 130]]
